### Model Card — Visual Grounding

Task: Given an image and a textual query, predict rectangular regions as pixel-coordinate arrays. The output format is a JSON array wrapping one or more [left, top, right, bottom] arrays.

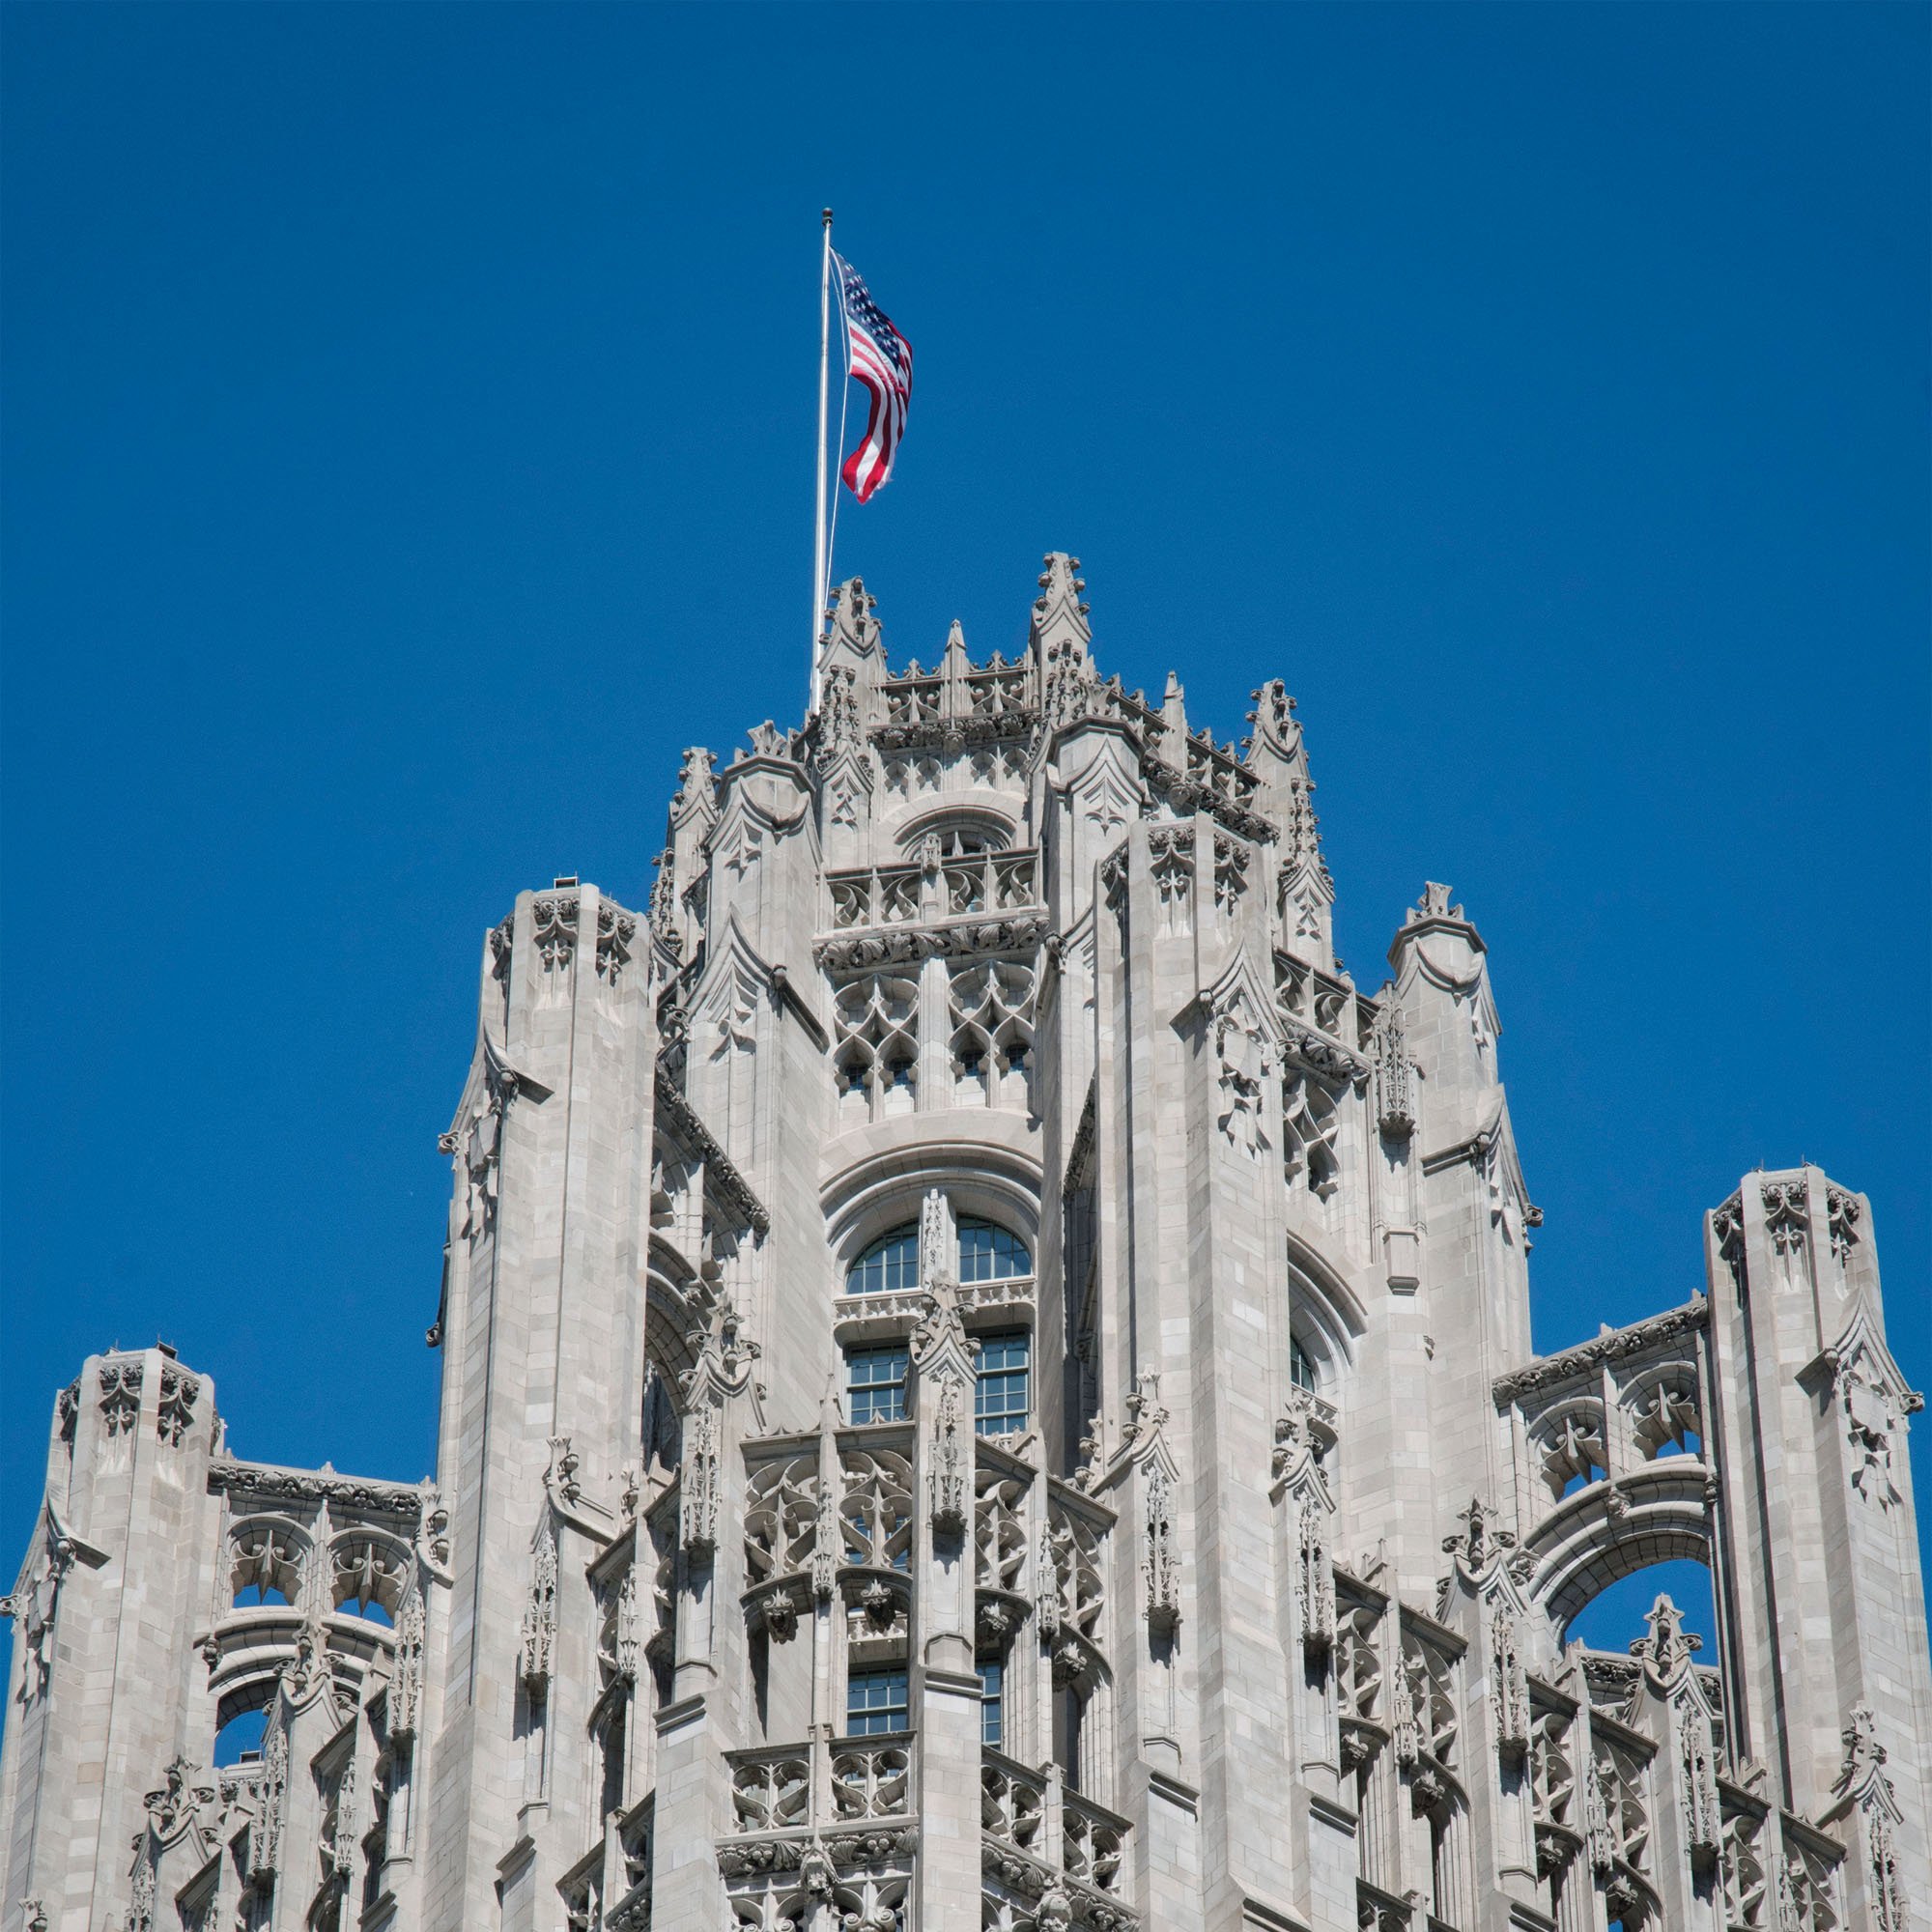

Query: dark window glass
[[975, 1332, 1030, 1436], [958, 1218, 1031, 1284], [847, 1224, 919, 1296], [1290, 1334, 1318, 1391], [847, 1346, 910, 1425], [979, 1659, 1004, 1747], [846, 1667, 909, 1736]]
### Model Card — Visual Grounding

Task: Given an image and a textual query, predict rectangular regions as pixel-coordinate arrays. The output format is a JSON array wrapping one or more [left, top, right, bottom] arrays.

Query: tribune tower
[[4, 555, 1927, 1932]]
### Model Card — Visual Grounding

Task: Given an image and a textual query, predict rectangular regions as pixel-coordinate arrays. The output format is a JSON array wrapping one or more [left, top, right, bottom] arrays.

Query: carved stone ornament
[[1492, 1299, 1708, 1406], [389, 1585, 426, 1739], [327, 1752, 359, 1877], [1678, 1704, 1721, 1857], [284, 1597, 332, 1707], [670, 744, 718, 831], [545, 1434, 584, 1509], [1, 1511, 79, 1704], [614, 1565, 642, 1683], [518, 1520, 558, 1691], [1033, 1885, 1075, 1932], [1827, 1184, 1861, 1263], [1212, 991, 1274, 1157], [143, 1756, 215, 1840], [1035, 1517, 1063, 1641], [680, 1400, 722, 1558], [1142, 1457, 1181, 1638], [1763, 1179, 1808, 1260], [1832, 1705, 1911, 1932], [812, 1484, 841, 1602], [1370, 1000, 1416, 1139], [1826, 1340, 1922, 1512], [1441, 1495, 1517, 1585], [99, 1358, 143, 1437], [249, 1717, 289, 1881], [927, 1371, 969, 1537], [533, 891, 578, 974], [155, 1363, 200, 1446], [595, 899, 638, 984], [126, 1839, 156, 1932], [414, 1478, 454, 1580], [1632, 1593, 1701, 1688], [1491, 1603, 1530, 1761], [1294, 1492, 1335, 1662]]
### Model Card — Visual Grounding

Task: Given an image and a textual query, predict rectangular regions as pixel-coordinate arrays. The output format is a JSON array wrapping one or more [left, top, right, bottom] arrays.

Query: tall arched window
[[847, 1224, 920, 1296], [959, 1218, 1030, 1283], [1290, 1335, 1318, 1392]]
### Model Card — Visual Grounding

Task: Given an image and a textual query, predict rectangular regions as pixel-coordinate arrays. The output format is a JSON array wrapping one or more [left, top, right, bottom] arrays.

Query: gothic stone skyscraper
[[4, 555, 1928, 1932]]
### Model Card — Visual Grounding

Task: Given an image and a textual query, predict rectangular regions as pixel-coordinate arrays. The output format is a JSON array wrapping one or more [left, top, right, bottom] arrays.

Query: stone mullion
[[1020, 1437, 1054, 1790], [917, 952, 952, 1112]]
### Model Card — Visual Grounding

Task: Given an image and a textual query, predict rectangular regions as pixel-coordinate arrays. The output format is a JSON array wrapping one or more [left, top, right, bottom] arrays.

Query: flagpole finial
[[822, 208, 834, 227]]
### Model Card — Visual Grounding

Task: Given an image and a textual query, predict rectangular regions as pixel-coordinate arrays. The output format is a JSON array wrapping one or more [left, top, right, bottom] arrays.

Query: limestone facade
[[4, 553, 1928, 1932]]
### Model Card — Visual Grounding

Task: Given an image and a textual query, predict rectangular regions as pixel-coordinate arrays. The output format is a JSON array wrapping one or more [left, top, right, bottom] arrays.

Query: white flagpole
[[810, 208, 834, 715]]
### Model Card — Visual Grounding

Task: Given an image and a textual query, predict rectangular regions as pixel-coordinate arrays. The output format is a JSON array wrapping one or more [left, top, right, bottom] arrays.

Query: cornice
[[1492, 1300, 1709, 1407]]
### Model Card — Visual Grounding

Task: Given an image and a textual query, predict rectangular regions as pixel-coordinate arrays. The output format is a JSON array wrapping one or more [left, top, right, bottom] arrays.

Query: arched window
[[847, 1224, 920, 1296], [959, 1218, 1030, 1283], [898, 813, 1012, 861], [1290, 1335, 1318, 1392], [849, 1217, 1032, 1293]]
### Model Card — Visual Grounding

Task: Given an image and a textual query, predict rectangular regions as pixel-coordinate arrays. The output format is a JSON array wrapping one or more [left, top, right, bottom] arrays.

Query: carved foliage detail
[[927, 1371, 969, 1537], [1142, 1457, 1180, 1637], [99, 1360, 143, 1437], [681, 1399, 722, 1557], [518, 1521, 558, 1691]]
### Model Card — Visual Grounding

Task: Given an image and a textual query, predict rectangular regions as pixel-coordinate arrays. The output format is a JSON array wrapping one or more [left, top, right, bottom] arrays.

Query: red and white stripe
[[836, 255, 913, 503]]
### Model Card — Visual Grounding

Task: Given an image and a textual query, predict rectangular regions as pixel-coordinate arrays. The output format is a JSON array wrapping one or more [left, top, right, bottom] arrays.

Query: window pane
[[847, 1347, 908, 1425], [979, 1659, 1004, 1747], [1290, 1335, 1317, 1391], [975, 1331, 1030, 1435], [846, 1667, 908, 1736], [848, 1224, 919, 1295], [958, 1218, 1031, 1283]]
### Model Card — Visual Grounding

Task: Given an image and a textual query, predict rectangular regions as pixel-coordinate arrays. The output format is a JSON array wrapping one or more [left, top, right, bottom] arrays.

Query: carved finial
[[1442, 1494, 1517, 1580], [1836, 1702, 1889, 1792], [1243, 678, 1298, 763], [1411, 880, 1464, 923], [821, 574, 882, 659], [670, 747, 718, 830], [1631, 1593, 1702, 1685], [543, 1435, 582, 1508], [1122, 1365, 1169, 1446], [1160, 670, 1187, 745], [1029, 551, 1093, 658]]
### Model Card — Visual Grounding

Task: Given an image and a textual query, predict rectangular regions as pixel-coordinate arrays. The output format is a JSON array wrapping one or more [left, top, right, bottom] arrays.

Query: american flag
[[836, 253, 913, 502]]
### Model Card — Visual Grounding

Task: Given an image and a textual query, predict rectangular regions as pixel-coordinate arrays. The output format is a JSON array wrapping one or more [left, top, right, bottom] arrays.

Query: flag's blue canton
[[841, 266, 908, 380]]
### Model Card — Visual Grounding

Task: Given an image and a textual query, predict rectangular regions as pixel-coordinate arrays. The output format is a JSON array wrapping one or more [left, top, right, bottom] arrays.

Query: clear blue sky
[[4, 4, 1926, 1644]]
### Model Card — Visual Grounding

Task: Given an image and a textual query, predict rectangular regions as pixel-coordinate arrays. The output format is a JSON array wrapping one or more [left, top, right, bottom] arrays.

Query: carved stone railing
[[726, 1745, 811, 1833], [980, 1749, 1046, 1855], [1062, 1790, 1130, 1897], [830, 1730, 914, 1820], [606, 1793, 654, 1931], [825, 849, 1042, 932], [836, 1274, 1038, 1338], [557, 1841, 602, 1932], [1356, 1877, 1416, 1929]]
